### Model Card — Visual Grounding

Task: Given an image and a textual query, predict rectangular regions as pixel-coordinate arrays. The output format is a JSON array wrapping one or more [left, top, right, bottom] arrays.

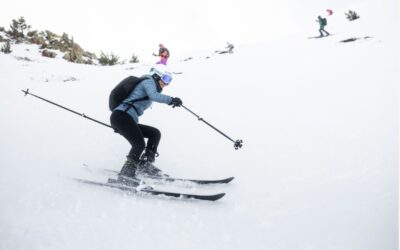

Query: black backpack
[[322, 18, 327, 26], [108, 76, 147, 111]]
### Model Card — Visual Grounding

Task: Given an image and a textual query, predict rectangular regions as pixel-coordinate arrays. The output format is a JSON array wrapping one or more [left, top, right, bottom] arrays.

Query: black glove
[[169, 97, 182, 108]]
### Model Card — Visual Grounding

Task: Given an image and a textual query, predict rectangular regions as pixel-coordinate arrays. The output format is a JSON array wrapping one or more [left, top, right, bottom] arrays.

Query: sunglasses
[[161, 74, 173, 85]]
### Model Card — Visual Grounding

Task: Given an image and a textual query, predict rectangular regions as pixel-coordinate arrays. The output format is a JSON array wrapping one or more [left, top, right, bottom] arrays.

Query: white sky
[[0, 0, 361, 63]]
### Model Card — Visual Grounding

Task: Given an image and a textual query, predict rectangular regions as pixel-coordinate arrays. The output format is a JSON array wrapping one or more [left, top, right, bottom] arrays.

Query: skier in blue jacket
[[110, 64, 182, 179]]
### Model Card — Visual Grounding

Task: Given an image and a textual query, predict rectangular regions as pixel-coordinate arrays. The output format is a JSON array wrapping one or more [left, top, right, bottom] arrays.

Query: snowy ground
[[0, 1, 398, 250]]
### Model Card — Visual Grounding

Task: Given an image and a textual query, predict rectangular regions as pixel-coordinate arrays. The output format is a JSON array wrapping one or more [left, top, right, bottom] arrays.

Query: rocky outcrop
[[2, 17, 97, 64], [42, 49, 57, 58]]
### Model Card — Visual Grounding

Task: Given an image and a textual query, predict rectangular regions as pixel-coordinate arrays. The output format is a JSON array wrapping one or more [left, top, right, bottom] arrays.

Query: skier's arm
[[142, 79, 172, 104]]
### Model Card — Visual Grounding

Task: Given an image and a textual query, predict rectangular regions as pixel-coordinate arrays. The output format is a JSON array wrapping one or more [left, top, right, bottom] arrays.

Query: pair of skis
[[74, 169, 234, 201]]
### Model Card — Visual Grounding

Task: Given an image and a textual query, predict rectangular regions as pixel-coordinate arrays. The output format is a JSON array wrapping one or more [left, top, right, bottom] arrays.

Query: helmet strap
[[152, 74, 160, 81], [152, 75, 163, 92]]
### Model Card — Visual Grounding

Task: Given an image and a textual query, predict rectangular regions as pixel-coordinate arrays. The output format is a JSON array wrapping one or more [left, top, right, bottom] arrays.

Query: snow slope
[[0, 1, 398, 250]]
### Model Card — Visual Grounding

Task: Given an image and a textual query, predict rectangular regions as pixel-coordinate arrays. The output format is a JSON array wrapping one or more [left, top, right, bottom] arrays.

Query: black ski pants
[[110, 110, 161, 159]]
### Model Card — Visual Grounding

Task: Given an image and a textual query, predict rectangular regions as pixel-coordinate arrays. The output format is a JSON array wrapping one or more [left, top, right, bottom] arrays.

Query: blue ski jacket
[[113, 75, 172, 123]]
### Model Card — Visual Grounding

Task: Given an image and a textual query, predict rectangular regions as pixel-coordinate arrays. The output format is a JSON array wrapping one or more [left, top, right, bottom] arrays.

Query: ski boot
[[117, 156, 141, 186], [137, 162, 165, 177], [137, 149, 166, 177]]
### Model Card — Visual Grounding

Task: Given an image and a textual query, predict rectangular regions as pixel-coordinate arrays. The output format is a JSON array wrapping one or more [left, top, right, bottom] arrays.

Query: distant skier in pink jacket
[[153, 44, 170, 65]]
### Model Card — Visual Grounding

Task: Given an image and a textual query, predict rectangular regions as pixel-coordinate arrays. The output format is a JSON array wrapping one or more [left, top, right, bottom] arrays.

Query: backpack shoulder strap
[[122, 76, 152, 112]]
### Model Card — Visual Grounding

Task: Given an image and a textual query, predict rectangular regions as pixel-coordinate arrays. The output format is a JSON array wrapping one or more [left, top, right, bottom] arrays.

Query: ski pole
[[181, 105, 243, 150], [21, 89, 113, 129]]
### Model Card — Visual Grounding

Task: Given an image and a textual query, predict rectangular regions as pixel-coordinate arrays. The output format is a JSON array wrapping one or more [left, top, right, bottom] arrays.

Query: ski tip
[[193, 192, 225, 201], [225, 177, 235, 183], [212, 193, 226, 201]]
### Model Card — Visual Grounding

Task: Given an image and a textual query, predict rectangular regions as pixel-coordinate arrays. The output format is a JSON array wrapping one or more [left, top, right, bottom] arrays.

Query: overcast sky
[[0, 0, 370, 63]]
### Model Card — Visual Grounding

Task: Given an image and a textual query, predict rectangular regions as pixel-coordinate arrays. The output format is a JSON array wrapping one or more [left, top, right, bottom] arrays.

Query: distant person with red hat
[[153, 44, 170, 65]]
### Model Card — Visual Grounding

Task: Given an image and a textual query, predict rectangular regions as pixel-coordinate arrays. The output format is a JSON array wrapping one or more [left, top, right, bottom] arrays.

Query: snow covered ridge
[[0, 18, 236, 67], [0, 17, 142, 66], [0, 17, 97, 64]]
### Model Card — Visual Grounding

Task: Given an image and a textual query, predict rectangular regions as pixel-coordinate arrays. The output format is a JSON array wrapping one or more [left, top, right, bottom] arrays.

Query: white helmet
[[150, 64, 173, 84]]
